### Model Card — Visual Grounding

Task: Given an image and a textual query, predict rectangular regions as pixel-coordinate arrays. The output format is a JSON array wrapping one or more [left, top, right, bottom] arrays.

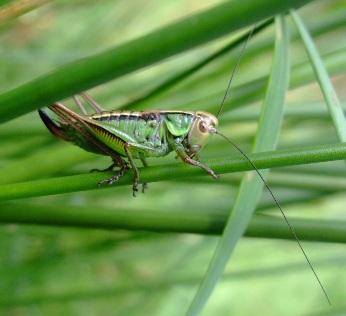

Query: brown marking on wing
[[49, 102, 126, 157]]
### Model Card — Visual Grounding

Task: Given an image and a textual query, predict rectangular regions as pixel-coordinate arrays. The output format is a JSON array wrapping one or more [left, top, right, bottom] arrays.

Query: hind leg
[[97, 155, 129, 187], [80, 93, 104, 113], [73, 95, 88, 115], [72, 92, 104, 114], [98, 164, 129, 186], [124, 145, 140, 197]]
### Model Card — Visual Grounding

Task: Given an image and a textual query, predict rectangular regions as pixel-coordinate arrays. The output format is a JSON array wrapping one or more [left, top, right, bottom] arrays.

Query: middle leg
[[139, 153, 149, 193], [124, 144, 140, 197]]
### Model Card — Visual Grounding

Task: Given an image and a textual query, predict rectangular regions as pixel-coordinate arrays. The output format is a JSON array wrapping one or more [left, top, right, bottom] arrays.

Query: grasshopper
[[38, 93, 219, 196], [38, 92, 331, 304]]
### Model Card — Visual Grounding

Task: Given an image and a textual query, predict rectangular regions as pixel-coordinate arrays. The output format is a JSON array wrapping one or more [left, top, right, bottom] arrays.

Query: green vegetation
[[1, 1, 346, 315]]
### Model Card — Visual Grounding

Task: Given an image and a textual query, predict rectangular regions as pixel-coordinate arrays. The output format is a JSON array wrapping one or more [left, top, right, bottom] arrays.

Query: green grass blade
[[186, 15, 290, 316], [1, 142, 346, 200], [195, 46, 346, 114], [120, 19, 273, 110], [1, 202, 346, 244], [0, 144, 91, 185], [0, 0, 315, 123], [190, 171, 346, 193], [0, 0, 51, 24], [290, 10, 346, 142], [1, 253, 344, 308], [1, 3, 346, 314]]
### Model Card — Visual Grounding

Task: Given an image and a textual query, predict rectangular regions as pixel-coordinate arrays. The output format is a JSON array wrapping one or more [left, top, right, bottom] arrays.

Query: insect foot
[[97, 166, 129, 187]]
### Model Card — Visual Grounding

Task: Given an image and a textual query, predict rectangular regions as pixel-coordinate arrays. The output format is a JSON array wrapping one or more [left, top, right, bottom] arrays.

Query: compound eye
[[198, 121, 208, 133]]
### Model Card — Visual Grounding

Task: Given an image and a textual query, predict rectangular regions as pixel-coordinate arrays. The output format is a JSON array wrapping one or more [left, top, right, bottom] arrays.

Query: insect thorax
[[90, 111, 196, 159]]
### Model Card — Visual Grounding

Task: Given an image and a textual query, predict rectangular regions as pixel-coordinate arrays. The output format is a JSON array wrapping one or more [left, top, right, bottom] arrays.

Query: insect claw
[[97, 165, 128, 188]]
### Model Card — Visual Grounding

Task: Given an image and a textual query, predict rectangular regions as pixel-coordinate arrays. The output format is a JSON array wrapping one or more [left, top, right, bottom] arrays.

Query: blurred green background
[[1, 0, 346, 315]]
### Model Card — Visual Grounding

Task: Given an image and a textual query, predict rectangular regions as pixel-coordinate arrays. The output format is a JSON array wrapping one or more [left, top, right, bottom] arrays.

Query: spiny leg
[[80, 92, 104, 113], [98, 156, 129, 187], [48, 102, 130, 187], [92, 145, 130, 188], [98, 164, 129, 186], [173, 142, 218, 179], [124, 144, 140, 197], [139, 153, 148, 193]]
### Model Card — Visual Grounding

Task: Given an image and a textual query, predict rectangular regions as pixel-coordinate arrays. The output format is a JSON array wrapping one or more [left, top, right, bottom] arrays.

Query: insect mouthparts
[[209, 127, 217, 134]]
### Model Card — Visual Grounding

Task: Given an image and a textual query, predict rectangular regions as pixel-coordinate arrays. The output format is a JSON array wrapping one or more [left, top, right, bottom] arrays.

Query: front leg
[[173, 142, 218, 179], [98, 164, 129, 186]]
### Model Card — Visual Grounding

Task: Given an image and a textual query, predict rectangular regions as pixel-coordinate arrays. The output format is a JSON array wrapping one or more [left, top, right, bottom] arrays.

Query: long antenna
[[215, 23, 331, 305], [216, 27, 254, 118], [215, 131, 331, 305]]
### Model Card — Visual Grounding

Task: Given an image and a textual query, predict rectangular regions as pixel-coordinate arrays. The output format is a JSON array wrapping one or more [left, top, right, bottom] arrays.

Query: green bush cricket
[[38, 95, 219, 196], [38, 26, 331, 305]]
